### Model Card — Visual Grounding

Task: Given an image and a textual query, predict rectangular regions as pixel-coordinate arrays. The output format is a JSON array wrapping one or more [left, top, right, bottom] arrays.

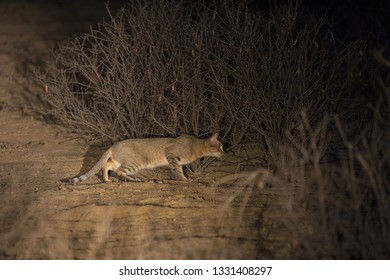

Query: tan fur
[[62, 133, 224, 183]]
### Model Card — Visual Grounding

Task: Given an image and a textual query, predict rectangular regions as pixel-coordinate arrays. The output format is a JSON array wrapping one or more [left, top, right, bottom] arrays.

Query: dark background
[[4, 0, 389, 43]]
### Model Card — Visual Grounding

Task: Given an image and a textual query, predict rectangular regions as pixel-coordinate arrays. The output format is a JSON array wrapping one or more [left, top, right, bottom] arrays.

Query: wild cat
[[62, 133, 224, 183]]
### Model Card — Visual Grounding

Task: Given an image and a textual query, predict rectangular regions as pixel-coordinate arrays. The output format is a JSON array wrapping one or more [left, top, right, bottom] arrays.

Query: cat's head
[[206, 133, 224, 157]]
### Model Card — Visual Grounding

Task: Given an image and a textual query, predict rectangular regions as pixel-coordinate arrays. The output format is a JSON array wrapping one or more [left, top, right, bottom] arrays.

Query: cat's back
[[113, 134, 195, 149], [166, 134, 198, 148], [164, 134, 202, 155], [108, 137, 172, 166], [112, 137, 173, 153], [112, 135, 194, 155]]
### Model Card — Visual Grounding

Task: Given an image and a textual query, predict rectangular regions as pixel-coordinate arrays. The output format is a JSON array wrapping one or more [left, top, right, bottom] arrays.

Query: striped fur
[[61, 133, 224, 184]]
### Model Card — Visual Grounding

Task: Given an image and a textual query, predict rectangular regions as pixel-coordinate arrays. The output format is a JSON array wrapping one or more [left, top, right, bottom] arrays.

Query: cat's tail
[[61, 149, 112, 183]]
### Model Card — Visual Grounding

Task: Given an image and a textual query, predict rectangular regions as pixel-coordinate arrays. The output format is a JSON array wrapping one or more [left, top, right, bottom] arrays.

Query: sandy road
[[0, 0, 274, 259]]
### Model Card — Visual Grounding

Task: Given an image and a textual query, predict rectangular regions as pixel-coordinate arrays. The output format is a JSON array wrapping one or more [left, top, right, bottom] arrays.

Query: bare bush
[[32, 0, 388, 259], [227, 50, 390, 258], [37, 0, 363, 152]]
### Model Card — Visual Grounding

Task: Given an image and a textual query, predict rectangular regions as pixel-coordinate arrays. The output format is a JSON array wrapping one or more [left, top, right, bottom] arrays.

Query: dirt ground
[[0, 0, 292, 259]]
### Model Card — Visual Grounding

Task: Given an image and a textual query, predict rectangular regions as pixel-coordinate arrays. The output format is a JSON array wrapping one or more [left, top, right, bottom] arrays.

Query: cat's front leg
[[175, 165, 188, 181], [166, 154, 188, 181]]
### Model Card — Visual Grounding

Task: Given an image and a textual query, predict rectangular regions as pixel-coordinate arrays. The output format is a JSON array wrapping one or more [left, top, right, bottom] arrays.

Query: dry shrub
[[33, 0, 382, 259], [229, 50, 389, 259], [37, 0, 363, 150], [31, 0, 388, 259]]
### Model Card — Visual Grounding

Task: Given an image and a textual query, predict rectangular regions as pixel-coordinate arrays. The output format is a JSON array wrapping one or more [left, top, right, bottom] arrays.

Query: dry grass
[[32, 0, 388, 259], [226, 50, 390, 259]]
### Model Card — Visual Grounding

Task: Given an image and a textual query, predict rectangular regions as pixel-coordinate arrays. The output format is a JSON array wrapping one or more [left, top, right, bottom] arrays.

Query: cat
[[62, 133, 224, 183]]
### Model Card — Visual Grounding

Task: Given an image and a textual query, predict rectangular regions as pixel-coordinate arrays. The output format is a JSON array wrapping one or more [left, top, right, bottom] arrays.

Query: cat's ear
[[210, 133, 219, 143]]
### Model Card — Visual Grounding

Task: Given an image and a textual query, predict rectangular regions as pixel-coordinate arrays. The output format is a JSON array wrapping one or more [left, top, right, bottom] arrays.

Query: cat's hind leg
[[116, 163, 143, 182]]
